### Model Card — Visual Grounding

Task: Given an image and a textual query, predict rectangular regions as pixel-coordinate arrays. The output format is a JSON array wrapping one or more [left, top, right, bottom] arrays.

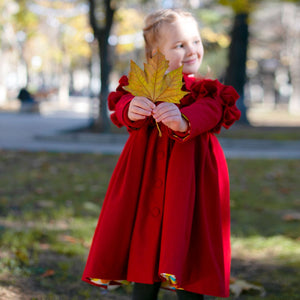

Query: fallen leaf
[[41, 269, 55, 277], [282, 212, 300, 221], [39, 243, 50, 250], [61, 235, 78, 244], [36, 200, 54, 208], [230, 278, 266, 298], [60, 235, 90, 248]]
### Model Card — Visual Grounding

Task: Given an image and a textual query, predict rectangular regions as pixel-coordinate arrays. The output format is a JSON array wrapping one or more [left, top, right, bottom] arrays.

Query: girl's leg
[[176, 289, 204, 300], [132, 282, 161, 300]]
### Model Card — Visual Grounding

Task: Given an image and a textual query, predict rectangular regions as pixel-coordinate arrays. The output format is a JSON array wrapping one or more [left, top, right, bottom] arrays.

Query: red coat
[[82, 75, 241, 297]]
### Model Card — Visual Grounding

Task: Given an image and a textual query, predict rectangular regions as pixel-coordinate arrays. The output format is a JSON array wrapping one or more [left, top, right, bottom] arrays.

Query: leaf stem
[[155, 121, 162, 137]]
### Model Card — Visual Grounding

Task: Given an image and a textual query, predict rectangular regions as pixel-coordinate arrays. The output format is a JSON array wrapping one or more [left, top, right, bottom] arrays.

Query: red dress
[[82, 75, 241, 298]]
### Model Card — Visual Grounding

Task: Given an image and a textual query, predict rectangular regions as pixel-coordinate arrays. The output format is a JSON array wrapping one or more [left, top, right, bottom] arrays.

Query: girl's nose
[[186, 43, 196, 56]]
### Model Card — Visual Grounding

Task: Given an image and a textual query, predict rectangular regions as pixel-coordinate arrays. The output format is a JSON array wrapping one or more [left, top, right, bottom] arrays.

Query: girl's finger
[[134, 97, 155, 110], [132, 105, 152, 116], [153, 103, 177, 115], [153, 105, 180, 121]]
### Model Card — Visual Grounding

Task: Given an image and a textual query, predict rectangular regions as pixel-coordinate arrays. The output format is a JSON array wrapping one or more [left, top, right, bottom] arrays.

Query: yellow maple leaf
[[123, 50, 189, 104], [123, 50, 189, 136]]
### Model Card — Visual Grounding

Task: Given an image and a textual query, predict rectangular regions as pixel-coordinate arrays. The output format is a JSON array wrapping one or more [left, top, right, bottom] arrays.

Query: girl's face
[[157, 17, 204, 75]]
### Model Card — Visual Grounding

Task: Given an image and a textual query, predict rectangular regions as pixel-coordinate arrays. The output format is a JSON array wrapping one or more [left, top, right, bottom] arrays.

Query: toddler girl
[[82, 8, 241, 300]]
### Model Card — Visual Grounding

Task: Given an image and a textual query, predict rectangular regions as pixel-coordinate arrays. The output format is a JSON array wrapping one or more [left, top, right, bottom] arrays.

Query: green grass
[[0, 151, 299, 299], [111, 123, 300, 141], [218, 125, 300, 141]]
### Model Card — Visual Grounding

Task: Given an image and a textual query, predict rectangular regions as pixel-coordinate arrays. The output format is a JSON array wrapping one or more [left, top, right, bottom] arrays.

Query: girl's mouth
[[183, 58, 197, 65]]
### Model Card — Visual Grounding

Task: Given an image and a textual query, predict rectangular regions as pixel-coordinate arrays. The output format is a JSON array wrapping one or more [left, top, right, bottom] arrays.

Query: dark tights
[[132, 282, 204, 300]]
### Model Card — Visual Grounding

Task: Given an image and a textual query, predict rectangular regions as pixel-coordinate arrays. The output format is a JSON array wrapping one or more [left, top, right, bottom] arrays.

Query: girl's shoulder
[[182, 75, 241, 132], [184, 75, 233, 94], [182, 74, 240, 104]]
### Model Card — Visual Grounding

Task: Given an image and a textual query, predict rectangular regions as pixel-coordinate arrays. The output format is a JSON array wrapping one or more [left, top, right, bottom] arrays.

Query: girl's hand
[[153, 102, 188, 132], [128, 96, 156, 121]]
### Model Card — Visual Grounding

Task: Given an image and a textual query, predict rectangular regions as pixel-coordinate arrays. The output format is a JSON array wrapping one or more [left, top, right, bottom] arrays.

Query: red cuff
[[122, 102, 148, 130], [169, 114, 191, 142]]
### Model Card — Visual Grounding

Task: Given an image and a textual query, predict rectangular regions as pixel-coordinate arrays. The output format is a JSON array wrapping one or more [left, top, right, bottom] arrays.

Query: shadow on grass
[[0, 249, 132, 299]]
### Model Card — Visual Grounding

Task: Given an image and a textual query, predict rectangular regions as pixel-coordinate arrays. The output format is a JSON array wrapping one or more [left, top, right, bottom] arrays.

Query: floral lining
[[89, 272, 183, 291]]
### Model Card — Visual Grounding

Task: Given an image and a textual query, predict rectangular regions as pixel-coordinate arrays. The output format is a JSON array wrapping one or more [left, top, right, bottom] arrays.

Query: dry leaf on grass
[[230, 277, 266, 298], [282, 211, 300, 221], [41, 269, 55, 278], [60, 235, 90, 248]]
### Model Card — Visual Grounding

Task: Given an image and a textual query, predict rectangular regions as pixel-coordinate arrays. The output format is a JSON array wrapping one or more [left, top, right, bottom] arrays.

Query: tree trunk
[[0, 52, 8, 105], [282, 3, 300, 114], [88, 0, 115, 132], [224, 13, 249, 124], [91, 36, 111, 132]]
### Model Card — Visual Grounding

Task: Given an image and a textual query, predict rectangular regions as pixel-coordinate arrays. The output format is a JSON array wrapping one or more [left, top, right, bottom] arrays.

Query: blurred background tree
[[219, 0, 300, 124], [12, 0, 39, 86], [88, 0, 115, 132], [218, 0, 255, 124], [0, 0, 91, 105]]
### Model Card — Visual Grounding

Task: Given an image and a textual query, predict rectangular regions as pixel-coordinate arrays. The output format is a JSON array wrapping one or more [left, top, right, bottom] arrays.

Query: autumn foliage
[[123, 50, 189, 136], [123, 50, 189, 104]]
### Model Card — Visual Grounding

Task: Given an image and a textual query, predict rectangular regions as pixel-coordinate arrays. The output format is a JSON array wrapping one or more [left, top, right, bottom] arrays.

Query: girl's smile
[[183, 58, 198, 64]]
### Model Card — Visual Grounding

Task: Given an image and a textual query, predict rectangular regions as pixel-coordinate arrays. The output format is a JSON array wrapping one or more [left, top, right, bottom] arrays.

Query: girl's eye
[[194, 40, 201, 45], [175, 44, 183, 49]]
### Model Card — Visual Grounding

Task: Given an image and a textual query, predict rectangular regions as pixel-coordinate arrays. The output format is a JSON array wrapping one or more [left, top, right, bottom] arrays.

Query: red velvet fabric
[[82, 75, 240, 297]]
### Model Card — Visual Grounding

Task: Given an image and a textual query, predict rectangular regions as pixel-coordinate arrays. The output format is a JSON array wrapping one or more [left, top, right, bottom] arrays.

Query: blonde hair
[[143, 9, 196, 61]]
